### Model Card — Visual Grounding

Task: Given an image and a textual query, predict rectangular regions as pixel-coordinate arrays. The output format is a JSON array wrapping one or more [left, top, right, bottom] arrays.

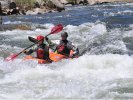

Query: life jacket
[[37, 48, 45, 59], [57, 40, 70, 55], [36, 44, 48, 59], [57, 45, 65, 52]]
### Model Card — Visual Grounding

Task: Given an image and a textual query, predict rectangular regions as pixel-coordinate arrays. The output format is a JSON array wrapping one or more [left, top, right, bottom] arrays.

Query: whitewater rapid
[[0, 54, 133, 99], [0, 2, 133, 100]]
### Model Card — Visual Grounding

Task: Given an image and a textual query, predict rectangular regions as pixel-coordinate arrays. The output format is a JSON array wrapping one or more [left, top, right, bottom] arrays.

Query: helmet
[[61, 32, 68, 37], [36, 35, 44, 41]]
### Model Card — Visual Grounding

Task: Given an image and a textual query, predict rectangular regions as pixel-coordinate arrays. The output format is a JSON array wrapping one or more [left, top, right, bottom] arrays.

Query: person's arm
[[45, 37, 58, 51], [73, 48, 79, 57], [24, 46, 37, 55], [67, 41, 79, 57]]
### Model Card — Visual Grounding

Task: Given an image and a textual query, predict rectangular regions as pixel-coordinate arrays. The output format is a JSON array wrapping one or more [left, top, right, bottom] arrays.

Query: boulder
[[26, 8, 47, 15], [86, 0, 97, 5], [10, 7, 20, 15], [76, 0, 88, 5], [9, 2, 16, 9], [34, 2, 40, 8], [50, 0, 65, 9], [33, 8, 46, 14], [26, 10, 37, 15], [59, 0, 68, 4]]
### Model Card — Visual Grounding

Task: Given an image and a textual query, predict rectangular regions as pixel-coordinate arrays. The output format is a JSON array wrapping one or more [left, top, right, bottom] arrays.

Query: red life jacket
[[36, 48, 45, 59], [57, 45, 70, 55], [57, 45, 65, 52]]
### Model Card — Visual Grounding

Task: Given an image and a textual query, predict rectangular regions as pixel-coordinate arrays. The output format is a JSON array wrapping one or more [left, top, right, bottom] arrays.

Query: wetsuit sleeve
[[67, 41, 76, 50], [67, 41, 79, 55], [24, 46, 37, 55], [46, 38, 58, 51]]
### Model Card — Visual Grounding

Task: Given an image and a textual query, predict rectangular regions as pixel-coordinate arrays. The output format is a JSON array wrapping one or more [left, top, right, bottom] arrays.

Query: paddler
[[24, 35, 53, 63], [46, 32, 79, 58]]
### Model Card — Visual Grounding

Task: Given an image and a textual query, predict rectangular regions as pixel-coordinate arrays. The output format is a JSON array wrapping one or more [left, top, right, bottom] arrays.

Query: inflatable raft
[[24, 51, 74, 64]]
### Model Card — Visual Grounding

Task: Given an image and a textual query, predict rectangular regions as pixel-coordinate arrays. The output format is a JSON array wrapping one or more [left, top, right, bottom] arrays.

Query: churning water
[[0, 2, 133, 99]]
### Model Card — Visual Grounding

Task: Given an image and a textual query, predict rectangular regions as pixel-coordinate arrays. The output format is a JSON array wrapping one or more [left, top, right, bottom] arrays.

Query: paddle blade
[[51, 24, 63, 34], [28, 36, 38, 43], [4, 54, 18, 61]]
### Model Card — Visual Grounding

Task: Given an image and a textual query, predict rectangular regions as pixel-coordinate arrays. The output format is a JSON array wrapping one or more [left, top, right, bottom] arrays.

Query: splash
[[0, 54, 133, 99]]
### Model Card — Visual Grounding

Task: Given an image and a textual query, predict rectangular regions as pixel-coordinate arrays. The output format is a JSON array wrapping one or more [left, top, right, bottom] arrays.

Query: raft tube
[[24, 51, 73, 64]]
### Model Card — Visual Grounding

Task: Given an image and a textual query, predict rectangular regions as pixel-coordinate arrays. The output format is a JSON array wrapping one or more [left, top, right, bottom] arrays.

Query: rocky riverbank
[[0, 0, 66, 16], [0, 0, 133, 16]]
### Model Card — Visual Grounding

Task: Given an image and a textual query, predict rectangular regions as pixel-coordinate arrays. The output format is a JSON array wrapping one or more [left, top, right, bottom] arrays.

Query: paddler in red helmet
[[24, 35, 52, 62]]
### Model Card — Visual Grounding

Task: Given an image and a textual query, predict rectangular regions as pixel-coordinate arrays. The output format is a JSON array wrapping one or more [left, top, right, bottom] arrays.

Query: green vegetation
[[14, 0, 77, 4], [11, 0, 77, 9], [66, 0, 76, 2], [66, 0, 77, 4], [14, 0, 36, 7], [14, 0, 57, 10]]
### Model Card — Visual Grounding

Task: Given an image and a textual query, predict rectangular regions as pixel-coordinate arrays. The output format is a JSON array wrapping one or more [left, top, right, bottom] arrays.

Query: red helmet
[[36, 35, 44, 41]]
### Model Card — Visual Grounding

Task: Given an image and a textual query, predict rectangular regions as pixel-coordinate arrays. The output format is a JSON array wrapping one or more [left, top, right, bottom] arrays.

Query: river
[[0, 2, 133, 99]]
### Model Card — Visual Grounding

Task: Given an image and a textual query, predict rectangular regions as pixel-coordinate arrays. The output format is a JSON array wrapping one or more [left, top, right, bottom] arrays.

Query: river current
[[0, 2, 133, 99]]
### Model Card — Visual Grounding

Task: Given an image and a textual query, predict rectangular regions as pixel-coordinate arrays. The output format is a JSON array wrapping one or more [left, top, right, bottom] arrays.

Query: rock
[[57, 7, 65, 12], [82, 0, 89, 5], [69, 0, 85, 5], [34, 2, 40, 8], [59, 0, 68, 4], [26, 8, 47, 15], [10, 7, 20, 15], [86, 0, 96, 5], [50, 0, 65, 10], [9, 2, 16, 9], [33, 8, 46, 14], [0, 2, 2, 14], [21, 9, 26, 15], [26, 10, 37, 15], [65, 2, 75, 6]]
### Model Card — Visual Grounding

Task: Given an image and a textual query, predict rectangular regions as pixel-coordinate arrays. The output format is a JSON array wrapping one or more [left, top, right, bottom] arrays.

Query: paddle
[[4, 24, 63, 61], [28, 36, 39, 43]]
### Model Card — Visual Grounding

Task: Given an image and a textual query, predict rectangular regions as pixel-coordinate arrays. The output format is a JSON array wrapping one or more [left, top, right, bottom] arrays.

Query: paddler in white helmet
[[46, 32, 79, 58]]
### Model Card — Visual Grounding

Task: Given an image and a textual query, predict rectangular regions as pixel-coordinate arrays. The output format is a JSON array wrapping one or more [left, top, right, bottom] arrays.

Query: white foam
[[4, 21, 23, 24], [123, 10, 133, 13], [0, 54, 133, 99]]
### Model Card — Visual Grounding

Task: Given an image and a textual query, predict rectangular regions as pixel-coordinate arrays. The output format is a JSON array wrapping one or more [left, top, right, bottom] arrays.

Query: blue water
[[3, 2, 133, 27]]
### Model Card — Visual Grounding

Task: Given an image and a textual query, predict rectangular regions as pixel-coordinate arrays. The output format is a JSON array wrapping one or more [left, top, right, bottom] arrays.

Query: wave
[[0, 54, 133, 99]]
